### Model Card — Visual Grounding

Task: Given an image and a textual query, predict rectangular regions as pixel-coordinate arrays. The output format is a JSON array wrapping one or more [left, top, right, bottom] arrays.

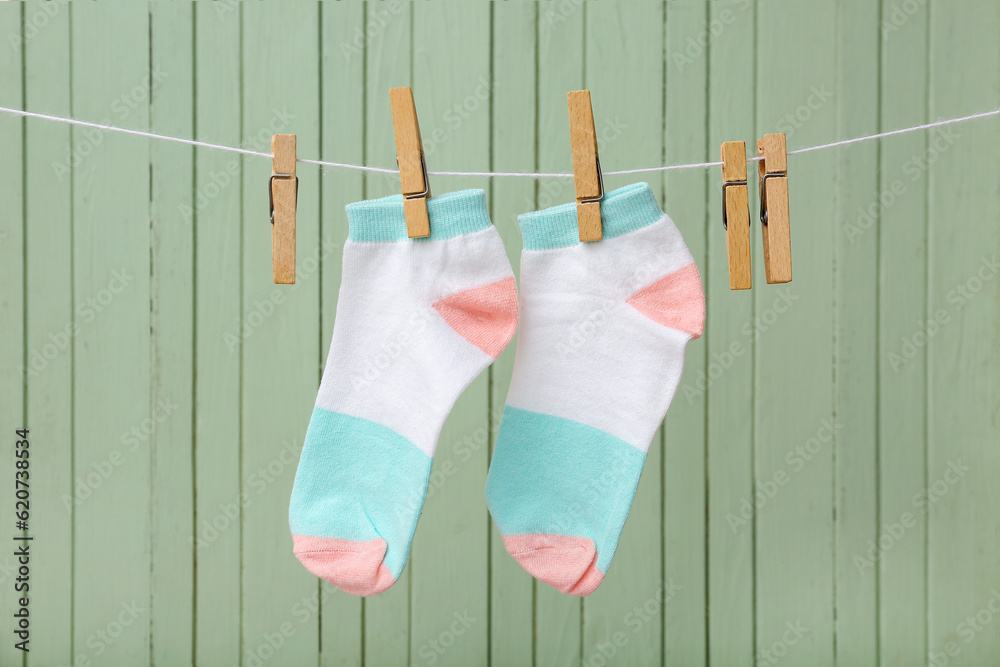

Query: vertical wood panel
[[535, 3, 584, 664], [0, 4, 24, 667], [754, 2, 836, 664], [662, 2, 709, 664], [362, 3, 412, 663], [409, 4, 492, 667], [22, 1, 71, 664], [705, 1, 755, 664], [489, 4, 536, 665], [319, 3, 364, 666], [833, 1, 879, 664], [927, 2, 1000, 664], [877, 0, 929, 662], [70, 4, 152, 664], [583, 4, 667, 667], [149, 5, 195, 662], [240, 3, 321, 664], [193, 4, 242, 664]]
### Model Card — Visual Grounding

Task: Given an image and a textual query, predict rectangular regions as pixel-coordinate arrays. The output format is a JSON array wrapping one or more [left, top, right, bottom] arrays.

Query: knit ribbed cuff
[[517, 182, 665, 250], [346, 189, 492, 242]]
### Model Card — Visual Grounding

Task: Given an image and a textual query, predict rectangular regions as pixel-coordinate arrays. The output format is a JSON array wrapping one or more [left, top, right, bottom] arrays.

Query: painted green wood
[[583, 4, 666, 667], [705, 2, 755, 664], [6, 3, 1000, 665], [661, 3, 708, 664], [0, 4, 24, 667], [833, 2, 879, 665], [150, 6, 195, 663], [361, 3, 412, 664], [193, 4, 243, 664], [535, 3, 584, 664], [69, 5, 152, 665], [22, 2, 71, 665], [319, 4, 364, 666], [408, 5, 492, 667], [240, 4, 322, 665], [878, 1, 929, 663], [489, 4, 536, 666], [753, 2, 836, 664], [927, 3, 1000, 665]]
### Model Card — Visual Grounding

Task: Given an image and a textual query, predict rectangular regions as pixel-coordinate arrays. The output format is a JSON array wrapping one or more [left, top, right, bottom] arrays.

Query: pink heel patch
[[503, 533, 605, 596], [432, 275, 518, 358], [292, 534, 395, 596], [626, 261, 705, 339]]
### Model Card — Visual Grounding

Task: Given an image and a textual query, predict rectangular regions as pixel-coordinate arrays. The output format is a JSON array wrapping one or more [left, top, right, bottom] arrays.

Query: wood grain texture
[[722, 140, 752, 290], [5, 3, 1000, 666], [193, 5, 242, 663], [567, 89, 601, 242], [0, 6, 25, 667], [150, 5, 195, 663], [271, 133, 297, 284], [706, 3, 756, 663], [757, 134, 791, 284]]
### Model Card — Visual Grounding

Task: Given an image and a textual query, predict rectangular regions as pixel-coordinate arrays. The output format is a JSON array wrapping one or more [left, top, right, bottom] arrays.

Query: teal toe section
[[485, 406, 647, 573], [289, 407, 432, 579]]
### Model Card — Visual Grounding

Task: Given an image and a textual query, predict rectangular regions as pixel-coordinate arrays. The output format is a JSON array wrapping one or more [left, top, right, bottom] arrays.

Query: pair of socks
[[288, 183, 704, 596]]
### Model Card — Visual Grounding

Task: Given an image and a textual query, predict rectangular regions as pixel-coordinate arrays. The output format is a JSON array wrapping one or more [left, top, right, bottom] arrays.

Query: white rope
[[1, 104, 997, 179]]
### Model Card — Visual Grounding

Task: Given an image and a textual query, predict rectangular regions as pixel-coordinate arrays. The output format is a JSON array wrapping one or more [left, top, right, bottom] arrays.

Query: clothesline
[[1, 105, 998, 179]]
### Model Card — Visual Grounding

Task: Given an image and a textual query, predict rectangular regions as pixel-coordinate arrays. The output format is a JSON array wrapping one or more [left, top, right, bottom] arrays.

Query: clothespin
[[567, 90, 604, 242], [757, 133, 792, 283], [270, 134, 297, 284], [721, 141, 751, 290], [390, 87, 430, 238]]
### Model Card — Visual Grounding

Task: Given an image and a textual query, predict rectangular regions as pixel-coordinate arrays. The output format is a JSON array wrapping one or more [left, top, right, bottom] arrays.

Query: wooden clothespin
[[270, 134, 297, 284], [390, 87, 430, 238], [721, 141, 751, 290], [567, 90, 603, 242], [757, 133, 791, 283]]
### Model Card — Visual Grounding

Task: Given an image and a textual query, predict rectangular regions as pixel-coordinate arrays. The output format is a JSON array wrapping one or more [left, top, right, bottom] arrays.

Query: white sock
[[290, 189, 518, 595]]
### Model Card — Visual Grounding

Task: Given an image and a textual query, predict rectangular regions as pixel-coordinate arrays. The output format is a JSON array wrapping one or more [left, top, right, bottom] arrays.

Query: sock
[[290, 189, 518, 596], [486, 182, 704, 595]]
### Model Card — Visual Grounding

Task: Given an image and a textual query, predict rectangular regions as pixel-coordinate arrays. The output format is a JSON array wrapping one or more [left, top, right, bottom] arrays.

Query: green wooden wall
[[2, 1, 999, 665]]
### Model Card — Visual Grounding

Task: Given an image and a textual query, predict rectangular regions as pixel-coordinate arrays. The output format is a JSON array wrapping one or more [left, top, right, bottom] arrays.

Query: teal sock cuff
[[517, 182, 665, 250], [346, 189, 492, 242]]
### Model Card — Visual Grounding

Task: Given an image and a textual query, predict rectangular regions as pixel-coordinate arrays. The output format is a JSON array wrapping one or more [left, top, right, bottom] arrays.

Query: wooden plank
[[149, 5, 195, 662], [70, 3, 152, 664], [489, 4, 535, 665], [408, 5, 491, 667], [535, 3, 583, 663], [22, 1, 72, 664], [926, 2, 1000, 664], [192, 4, 242, 664], [662, 2, 709, 664], [876, 0, 929, 662], [705, 2, 756, 663], [319, 4, 364, 665], [362, 3, 412, 662], [582, 3, 667, 667], [754, 2, 836, 663], [0, 4, 24, 666], [240, 3, 321, 664], [833, 1, 879, 664]]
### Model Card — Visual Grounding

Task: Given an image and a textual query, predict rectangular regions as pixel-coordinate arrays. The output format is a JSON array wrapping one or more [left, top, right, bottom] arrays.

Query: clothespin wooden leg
[[758, 133, 791, 284], [721, 141, 751, 290], [270, 133, 297, 284], [390, 87, 431, 238], [567, 90, 603, 242]]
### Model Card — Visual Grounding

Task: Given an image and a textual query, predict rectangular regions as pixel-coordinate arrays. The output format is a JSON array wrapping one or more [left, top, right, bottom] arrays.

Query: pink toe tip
[[292, 534, 395, 596], [503, 533, 605, 596]]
